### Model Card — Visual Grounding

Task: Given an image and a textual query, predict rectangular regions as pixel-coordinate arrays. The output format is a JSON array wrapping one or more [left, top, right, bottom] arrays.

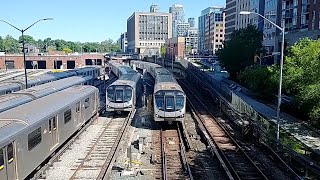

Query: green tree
[[0, 36, 4, 51], [216, 25, 263, 78], [19, 35, 36, 45], [63, 47, 72, 54], [3, 35, 20, 53], [160, 45, 166, 57]]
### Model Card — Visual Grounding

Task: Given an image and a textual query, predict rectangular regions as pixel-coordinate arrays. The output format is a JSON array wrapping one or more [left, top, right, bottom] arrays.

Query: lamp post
[[0, 18, 53, 88], [240, 11, 285, 141]]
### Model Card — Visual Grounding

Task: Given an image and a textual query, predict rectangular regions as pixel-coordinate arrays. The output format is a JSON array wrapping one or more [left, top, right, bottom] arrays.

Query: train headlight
[[156, 114, 159, 118]]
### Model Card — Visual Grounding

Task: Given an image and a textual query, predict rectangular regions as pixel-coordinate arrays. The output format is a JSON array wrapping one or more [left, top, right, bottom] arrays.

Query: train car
[[0, 67, 100, 96], [0, 85, 99, 180], [0, 76, 93, 113], [106, 73, 141, 112], [130, 60, 186, 122], [106, 61, 141, 112]]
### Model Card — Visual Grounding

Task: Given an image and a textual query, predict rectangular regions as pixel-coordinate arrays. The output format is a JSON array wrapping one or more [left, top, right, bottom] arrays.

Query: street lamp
[[240, 11, 285, 141], [0, 18, 53, 88]]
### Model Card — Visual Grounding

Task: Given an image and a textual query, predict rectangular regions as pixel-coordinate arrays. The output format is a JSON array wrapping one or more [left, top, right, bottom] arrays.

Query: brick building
[[165, 37, 186, 60], [0, 53, 105, 70]]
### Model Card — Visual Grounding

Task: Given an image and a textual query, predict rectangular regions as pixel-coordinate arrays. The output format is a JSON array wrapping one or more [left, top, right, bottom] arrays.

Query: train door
[[49, 116, 58, 149], [75, 102, 81, 126], [0, 142, 17, 180], [165, 96, 175, 118], [93, 92, 97, 114]]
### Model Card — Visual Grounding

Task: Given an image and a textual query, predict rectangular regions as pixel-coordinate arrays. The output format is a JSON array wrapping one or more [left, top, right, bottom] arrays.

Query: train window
[[116, 90, 123, 102], [64, 109, 72, 124], [49, 119, 52, 132], [107, 87, 115, 102], [155, 96, 164, 110], [0, 148, 4, 170], [28, 127, 42, 151], [76, 102, 80, 113], [52, 116, 57, 130], [165, 97, 175, 111], [124, 88, 132, 102], [85, 98, 89, 109], [175, 96, 184, 111], [7, 143, 14, 164]]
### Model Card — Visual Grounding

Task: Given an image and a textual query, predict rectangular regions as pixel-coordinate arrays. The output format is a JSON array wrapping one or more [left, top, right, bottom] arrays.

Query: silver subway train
[[106, 61, 141, 112], [0, 85, 99, 180], [0, 76, 93, 113], [0, 66, 101, 96], [131, 61, 186, 122]]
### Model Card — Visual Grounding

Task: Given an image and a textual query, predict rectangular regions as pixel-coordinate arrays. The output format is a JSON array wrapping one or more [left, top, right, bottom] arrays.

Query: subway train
[[131, 60, 186, 122], [0, 76, 93, 113], [0, 66, 101, 96], [106, 61, 141, 112], [0, 85, 99, 180]]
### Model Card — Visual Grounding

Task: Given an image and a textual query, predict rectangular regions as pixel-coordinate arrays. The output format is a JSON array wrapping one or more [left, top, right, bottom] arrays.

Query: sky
[[0, 0, 225, 42]]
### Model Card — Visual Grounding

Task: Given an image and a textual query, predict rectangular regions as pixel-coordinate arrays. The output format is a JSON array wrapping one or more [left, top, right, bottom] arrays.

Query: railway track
[[154, 123, 193, 180], [35, 107, 135, 180], [179, 79, 269, 180]]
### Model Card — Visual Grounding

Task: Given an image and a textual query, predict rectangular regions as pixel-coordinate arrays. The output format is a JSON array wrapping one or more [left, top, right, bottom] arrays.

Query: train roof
[[156, 75, 176, 83], [0, 85, 98, 148], [0, 94, 32, 113], [13, 76, 92, 99], [119, 66, 136, 74], [0, 83, 20, 91], [155, 67, 171, 75]]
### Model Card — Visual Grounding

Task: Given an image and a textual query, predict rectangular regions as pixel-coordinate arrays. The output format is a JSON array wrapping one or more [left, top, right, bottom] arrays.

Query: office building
[[169, 4, 185, 37], [275, 0, 320, 51], [225, 0, 251, 40], [177, 22, 190, 37], [127, 5, 172, 56], [188, 17, 196, 27], [198, 7, 225, 54], [150, 4, 160, 13], [165, 37, 185, 60], [120, 32, 128, 53], [185, 27, 198, 53]]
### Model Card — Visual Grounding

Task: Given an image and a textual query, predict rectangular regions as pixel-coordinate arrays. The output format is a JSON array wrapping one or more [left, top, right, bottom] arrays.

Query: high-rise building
[[127, 5, 172, 56], [198, 7, 225, 54], [185, 27, 198, 53], [177, 22, 190, 37], [225, 0, 251, 40], [120, 32, 128, 52], [169, 4, 185, 37], [188, 17, 196, 28], [274, 0, 320, 52], [150, 4, 160, 13]]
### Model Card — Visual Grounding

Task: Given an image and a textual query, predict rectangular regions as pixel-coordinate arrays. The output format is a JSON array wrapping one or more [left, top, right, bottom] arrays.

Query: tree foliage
[[216, 25, 263, 78], [239, 38, 320, 125], [238, 65, 279, 99], [160, 45, 166, 57], [0, 35, 120, 53]]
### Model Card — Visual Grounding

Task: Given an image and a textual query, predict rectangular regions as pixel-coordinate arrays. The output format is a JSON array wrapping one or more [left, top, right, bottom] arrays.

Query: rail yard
[[0, 60, 317, 180]]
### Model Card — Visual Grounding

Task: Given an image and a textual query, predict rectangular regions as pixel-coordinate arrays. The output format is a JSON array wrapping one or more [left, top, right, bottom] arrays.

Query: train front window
[[124, 87, 132, 102], [116, 89, 123, 102], [165, 97, 175, 112], [107, 87, 115, 102], [176, 95, 184, 111], [155, 96, 164, 110]]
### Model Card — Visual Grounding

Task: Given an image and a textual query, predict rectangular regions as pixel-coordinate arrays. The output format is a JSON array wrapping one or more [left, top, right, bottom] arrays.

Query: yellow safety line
[[0, 165, 4, 171]]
